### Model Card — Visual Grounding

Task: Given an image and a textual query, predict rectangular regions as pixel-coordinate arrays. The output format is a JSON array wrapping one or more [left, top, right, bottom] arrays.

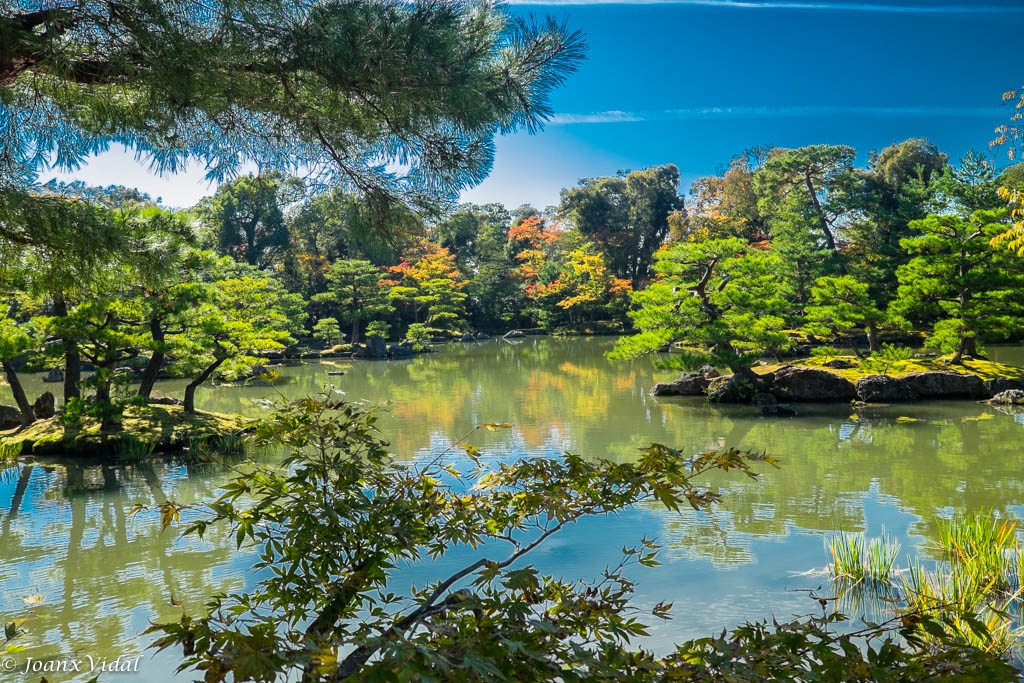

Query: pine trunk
[[1, 361, 34, 425], [184, 357, 226, 414], [53, 294, 81, 402], [866, 322, 881, 354], [137, 315, 165, 400]]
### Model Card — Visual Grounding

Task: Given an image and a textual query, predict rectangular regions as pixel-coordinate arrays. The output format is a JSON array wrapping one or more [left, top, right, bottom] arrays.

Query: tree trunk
[[1, 361, 34, 425], [137, 315, 165, 400], [94, 367, 121, 432], [246, 225, 258, 266], [963, 336, 983, 359], [94, 375, 111, 404], [53, 293, 81, 402], [351, 317, 360, 345], [804, 171, 839, 254], [866, 322, 880, 354], [183, 357, 227, 414], [951, 335, 969, 365]]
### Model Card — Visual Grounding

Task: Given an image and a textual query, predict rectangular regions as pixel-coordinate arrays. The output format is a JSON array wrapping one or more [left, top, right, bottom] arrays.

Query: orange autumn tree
[[509, 216, 631, 330], [386, 239, 468, 338], [508, 214, 564, 327], [552, 247, 632, 327]]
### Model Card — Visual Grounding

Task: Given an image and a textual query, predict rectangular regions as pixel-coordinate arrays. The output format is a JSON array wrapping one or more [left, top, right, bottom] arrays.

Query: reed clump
[[826, 511, 1024, 660]]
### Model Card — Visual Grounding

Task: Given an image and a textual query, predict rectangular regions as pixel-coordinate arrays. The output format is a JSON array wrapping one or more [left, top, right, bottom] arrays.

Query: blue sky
[[53, 0, 1024, 210]]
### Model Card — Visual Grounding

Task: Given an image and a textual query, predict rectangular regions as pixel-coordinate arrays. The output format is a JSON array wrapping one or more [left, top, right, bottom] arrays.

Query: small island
[[652, 353, 1024, 412], [0, 404, 250, 458]]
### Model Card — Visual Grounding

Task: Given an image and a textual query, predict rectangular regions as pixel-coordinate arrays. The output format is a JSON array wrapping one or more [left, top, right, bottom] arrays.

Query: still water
[[2, 337, 1024, 681]]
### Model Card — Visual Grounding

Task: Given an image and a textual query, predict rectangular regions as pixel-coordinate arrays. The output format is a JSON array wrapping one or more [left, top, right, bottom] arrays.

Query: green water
[[3, 337, 1024, 681]]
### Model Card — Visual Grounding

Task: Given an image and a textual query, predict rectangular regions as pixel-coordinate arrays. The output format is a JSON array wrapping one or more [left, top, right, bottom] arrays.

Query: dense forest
[[5, 139, 1024, 429]]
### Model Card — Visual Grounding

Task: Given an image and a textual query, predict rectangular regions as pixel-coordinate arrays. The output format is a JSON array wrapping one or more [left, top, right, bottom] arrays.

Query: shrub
[[366, 320, 390, 339], [313, 318, 343, 347]]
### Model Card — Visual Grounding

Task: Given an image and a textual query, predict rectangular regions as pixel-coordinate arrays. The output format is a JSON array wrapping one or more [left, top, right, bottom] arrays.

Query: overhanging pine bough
[[0, 1, 585, 218]]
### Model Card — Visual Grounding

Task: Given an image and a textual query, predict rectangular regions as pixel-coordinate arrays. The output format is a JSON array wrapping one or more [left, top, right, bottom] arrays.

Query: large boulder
[[856, 375, 918, 403], [389, 344, 414, 359], [33, 392, 55, 419], [353, 334, 388, 360], [901, 372, 986, 399], [697, 365, 721, 380], [770, 366, 856, 402], [989, 389, 1024, 405], [42, 367, 64, 383], [0, 405, 23, 430], [651, 373, 711, 397], [148, 396, 183, 406], [984, 377, 1024, 397], [706, 368, 769, 403]]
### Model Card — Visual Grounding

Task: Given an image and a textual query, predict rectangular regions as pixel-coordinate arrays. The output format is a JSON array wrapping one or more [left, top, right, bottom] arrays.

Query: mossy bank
[[0, 405, 250, 458], [653, 355, 1024, 410]]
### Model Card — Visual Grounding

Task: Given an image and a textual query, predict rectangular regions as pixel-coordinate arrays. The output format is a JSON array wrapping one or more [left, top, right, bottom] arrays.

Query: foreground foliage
[[148, 395, 1016, 681]]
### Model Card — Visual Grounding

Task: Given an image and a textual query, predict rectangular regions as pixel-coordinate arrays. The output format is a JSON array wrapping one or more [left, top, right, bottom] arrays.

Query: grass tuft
[[0, 439, 22, 465], [116, 437, 157, 463], [827, 512, 1024, 659], [827, 529, 900, 584]]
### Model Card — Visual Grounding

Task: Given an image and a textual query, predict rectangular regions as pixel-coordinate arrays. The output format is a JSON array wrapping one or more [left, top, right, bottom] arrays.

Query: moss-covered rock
[[771, 366, 857, 402], [0, 405, 250, 458], [679, 355, 1024, 406], [755, 355, 1024, 384]]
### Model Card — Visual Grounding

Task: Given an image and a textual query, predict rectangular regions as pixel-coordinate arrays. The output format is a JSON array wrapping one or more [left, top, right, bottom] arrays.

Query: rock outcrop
[[984, 377, 1024, 397], [901, 371, 986, 399], [33, 392, 55, 419], [148, 396, 183, 406], [389, 343, 414, 359], [653, 361, 1024, 408], [856, 375, 919, 403], [0, 405, 23, 430], [353, 334, 389, 360], [42, 367, 64, 383], [706, 367, 768, 403], [856, 371, 987, 402], [651, 373, 710, 397], [771, 366, 856, 402], [697, 365, 721, 379], [989, 389, 1024, 405]]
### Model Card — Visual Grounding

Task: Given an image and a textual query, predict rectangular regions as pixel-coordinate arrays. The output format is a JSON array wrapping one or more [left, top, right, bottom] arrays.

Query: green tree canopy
[[203, 173, 302, 269], [168, 265, 301, 413], [313, 259, 393, 345], [845, 138, 948, 306], [755, 145, 856, 258], [894, 210, 1024, 363], [610, 238, 793, 372], [802, 275, 896, 355], [559, 165, 683, 288]]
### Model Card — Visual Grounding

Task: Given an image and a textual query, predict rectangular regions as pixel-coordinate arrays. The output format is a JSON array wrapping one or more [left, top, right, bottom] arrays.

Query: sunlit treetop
[[0, 0, 585, 214]]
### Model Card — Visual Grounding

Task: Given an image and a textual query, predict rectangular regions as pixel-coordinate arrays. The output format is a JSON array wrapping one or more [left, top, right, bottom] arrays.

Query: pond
[[2, 337, 1024, 681]]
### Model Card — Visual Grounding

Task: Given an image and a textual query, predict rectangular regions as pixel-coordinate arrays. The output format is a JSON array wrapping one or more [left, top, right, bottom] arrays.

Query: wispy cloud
[[508, 0, 1020, 13], [548, 105, 1007, 125]]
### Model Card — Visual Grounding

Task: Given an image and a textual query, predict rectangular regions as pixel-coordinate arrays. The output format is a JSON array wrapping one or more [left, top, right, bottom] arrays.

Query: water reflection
[[1, 338, 1023, 680]]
